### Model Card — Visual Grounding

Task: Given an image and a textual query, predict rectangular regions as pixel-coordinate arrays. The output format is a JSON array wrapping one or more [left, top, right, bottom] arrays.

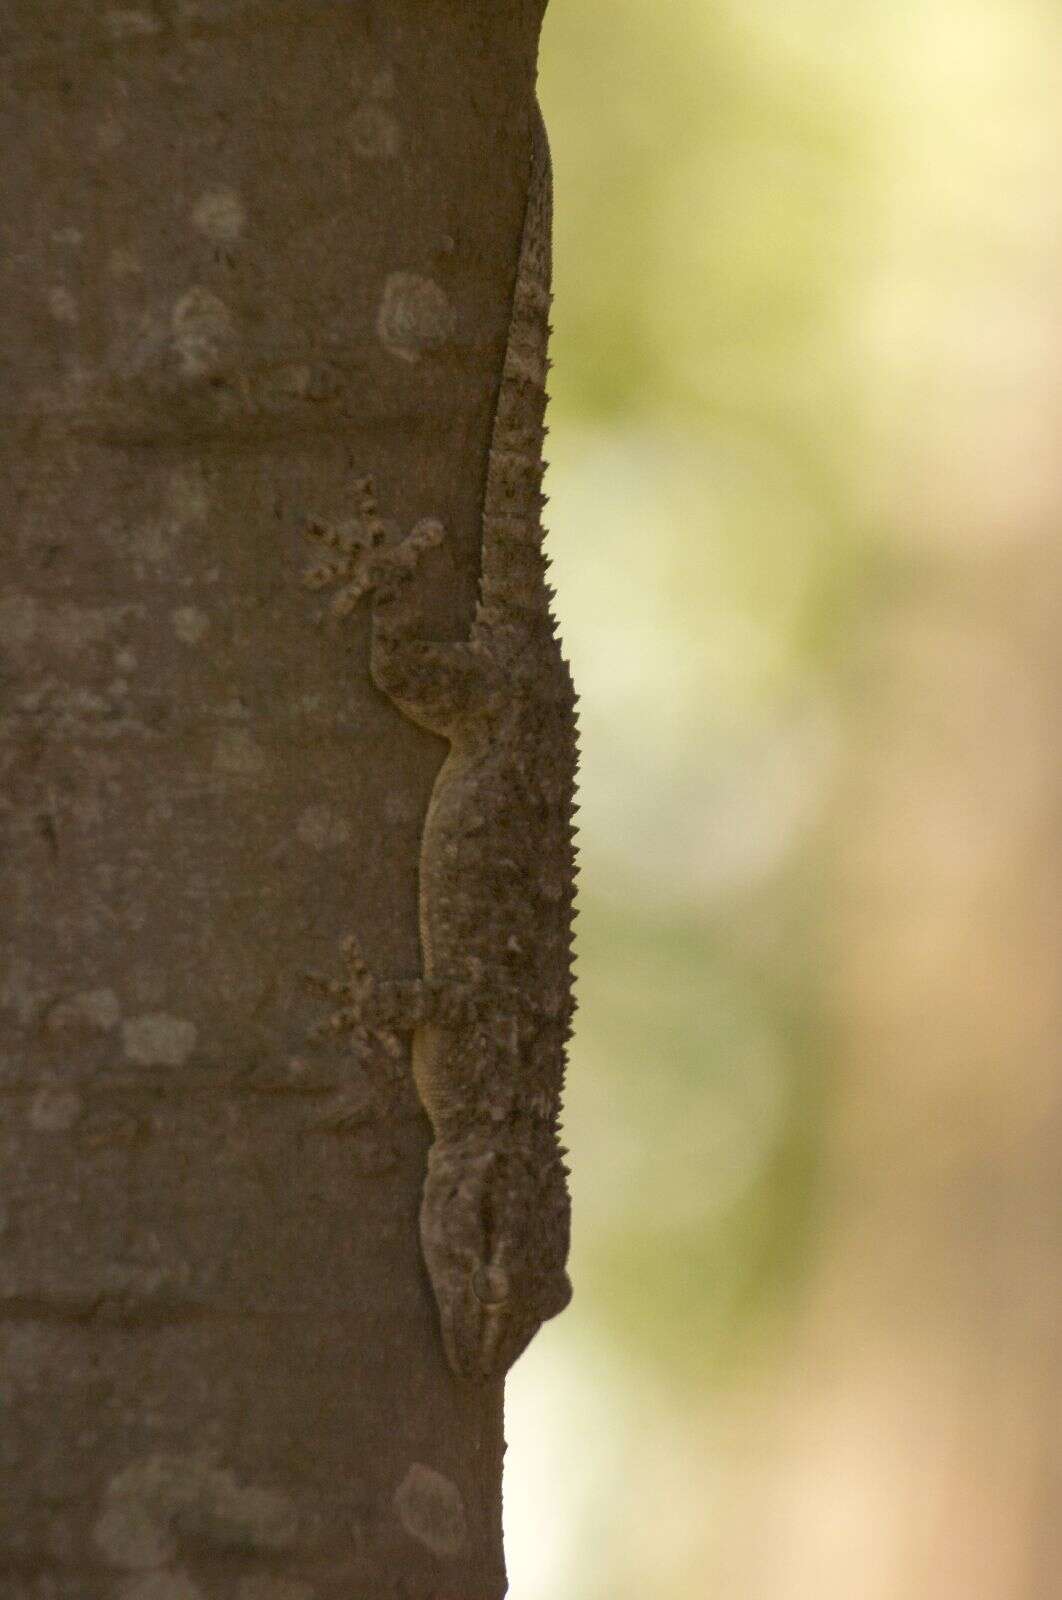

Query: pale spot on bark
[[349, 103, 401, 160], [95, 1499, 174, 1570], [29, 1085, 84, 1132], [192, 189, 246, 244], [118, 1574, 206, 1600], [213, 727, 267, 778], [296, 804, 351, 850], [46, 988, 121, 1032], [122, 1014, 197, 1068], [48, 286, 78, 323], [171, 287, 233, 377], [2, 596, 138, 659], [393, 1463, 467, 1557], [377, 274, 454, 363], [116, 648, 139, 672], [277, 363, 311, 397], [172, 606, 209, 646], [110, 247, 143, 277], [95, 1455, 298, 1571], [105, 9, 160, 38], [50, 603, 118, 653], [52, 226, 84, 247]]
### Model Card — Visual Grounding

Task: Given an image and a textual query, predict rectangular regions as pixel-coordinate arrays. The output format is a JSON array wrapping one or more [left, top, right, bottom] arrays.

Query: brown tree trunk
[[0, 3, 546, 1594]]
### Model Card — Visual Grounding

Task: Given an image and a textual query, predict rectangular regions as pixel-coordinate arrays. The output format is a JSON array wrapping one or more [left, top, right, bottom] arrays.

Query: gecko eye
[[471, 1264, 511, 1308]]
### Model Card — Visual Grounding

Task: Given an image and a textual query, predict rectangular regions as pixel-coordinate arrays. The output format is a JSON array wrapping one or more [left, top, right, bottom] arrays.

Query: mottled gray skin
[[304, 106, 576, 1381]]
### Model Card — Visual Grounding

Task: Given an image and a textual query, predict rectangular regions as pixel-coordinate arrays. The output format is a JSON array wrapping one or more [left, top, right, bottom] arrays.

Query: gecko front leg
[[303, 475, 443, 620], [304, 477, 503, 738]]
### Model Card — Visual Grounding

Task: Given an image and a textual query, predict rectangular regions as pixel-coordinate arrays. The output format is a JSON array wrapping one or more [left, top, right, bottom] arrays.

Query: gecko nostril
[[471, 1264, 510, 1307]]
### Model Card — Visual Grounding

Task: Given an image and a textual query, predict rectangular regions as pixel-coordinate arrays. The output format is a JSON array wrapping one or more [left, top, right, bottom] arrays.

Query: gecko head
[[420, 1135, 572, 1382]]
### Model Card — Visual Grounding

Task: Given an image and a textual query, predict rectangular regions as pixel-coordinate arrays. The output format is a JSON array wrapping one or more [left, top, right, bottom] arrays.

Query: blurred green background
[[505, 1, 1062, 1595]]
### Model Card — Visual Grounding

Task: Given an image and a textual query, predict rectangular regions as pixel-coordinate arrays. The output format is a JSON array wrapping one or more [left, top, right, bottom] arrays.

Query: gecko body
[[304, 106, 575, 1381]]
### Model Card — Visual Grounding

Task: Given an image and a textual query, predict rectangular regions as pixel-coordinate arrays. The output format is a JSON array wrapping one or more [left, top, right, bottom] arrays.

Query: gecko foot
[[303, 934, 401, 1061], [303, 476, 444, 617]]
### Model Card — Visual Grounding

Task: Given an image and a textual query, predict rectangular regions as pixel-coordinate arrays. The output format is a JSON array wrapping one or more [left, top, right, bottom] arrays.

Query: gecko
[[302, 103, 576, 1382]]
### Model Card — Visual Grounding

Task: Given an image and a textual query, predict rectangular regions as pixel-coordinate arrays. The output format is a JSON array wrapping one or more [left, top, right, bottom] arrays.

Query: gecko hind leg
[[303, 479, 502, 736], [304, 933, 478, 1043], [370, 638, 504, 738]]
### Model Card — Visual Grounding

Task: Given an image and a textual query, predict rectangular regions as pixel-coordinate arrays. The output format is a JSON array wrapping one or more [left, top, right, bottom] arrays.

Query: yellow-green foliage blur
[[506, 2, 1062, 1596]]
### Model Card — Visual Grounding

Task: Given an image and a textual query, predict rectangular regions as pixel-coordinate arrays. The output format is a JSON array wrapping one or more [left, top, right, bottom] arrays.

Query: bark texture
[[0, 2, 547, 1594]]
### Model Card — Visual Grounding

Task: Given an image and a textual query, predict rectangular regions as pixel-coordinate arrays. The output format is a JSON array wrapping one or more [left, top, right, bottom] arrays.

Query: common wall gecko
[[303, 104, 576, 1381]]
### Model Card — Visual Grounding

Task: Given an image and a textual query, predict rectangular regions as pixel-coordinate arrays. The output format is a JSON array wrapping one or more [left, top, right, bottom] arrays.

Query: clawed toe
[[302, 970, 355, 1003], [301, 484, 445, 617], [341, 933, 373, 981]]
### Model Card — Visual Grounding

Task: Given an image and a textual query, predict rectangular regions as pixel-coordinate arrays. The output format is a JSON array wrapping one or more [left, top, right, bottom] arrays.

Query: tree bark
[[0, 2, 546, 1594]]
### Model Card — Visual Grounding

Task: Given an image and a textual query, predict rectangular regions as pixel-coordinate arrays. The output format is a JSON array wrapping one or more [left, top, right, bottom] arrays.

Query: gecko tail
[[478, 102, 555, 625]]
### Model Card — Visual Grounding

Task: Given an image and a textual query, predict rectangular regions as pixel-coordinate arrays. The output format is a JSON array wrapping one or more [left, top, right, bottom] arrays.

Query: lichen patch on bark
[[45, 989, 122, 1034], [172, 606, 210, 646], [191, 189, 246, 245], [393, 1463, 467, 1557], [349, 103, 401, 160], [121, 1014, 197, 1068], [376, 274, 455, 363], [94, 1453, 299, 1571], [171, 288, 234, 378]]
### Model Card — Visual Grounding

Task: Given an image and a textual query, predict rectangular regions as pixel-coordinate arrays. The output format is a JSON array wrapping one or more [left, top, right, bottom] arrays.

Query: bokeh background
[[505, 2, 1062, 1595]]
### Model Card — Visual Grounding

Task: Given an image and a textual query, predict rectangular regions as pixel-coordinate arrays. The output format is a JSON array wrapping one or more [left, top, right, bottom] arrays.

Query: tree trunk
[[0, 3, 546, 1594]]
